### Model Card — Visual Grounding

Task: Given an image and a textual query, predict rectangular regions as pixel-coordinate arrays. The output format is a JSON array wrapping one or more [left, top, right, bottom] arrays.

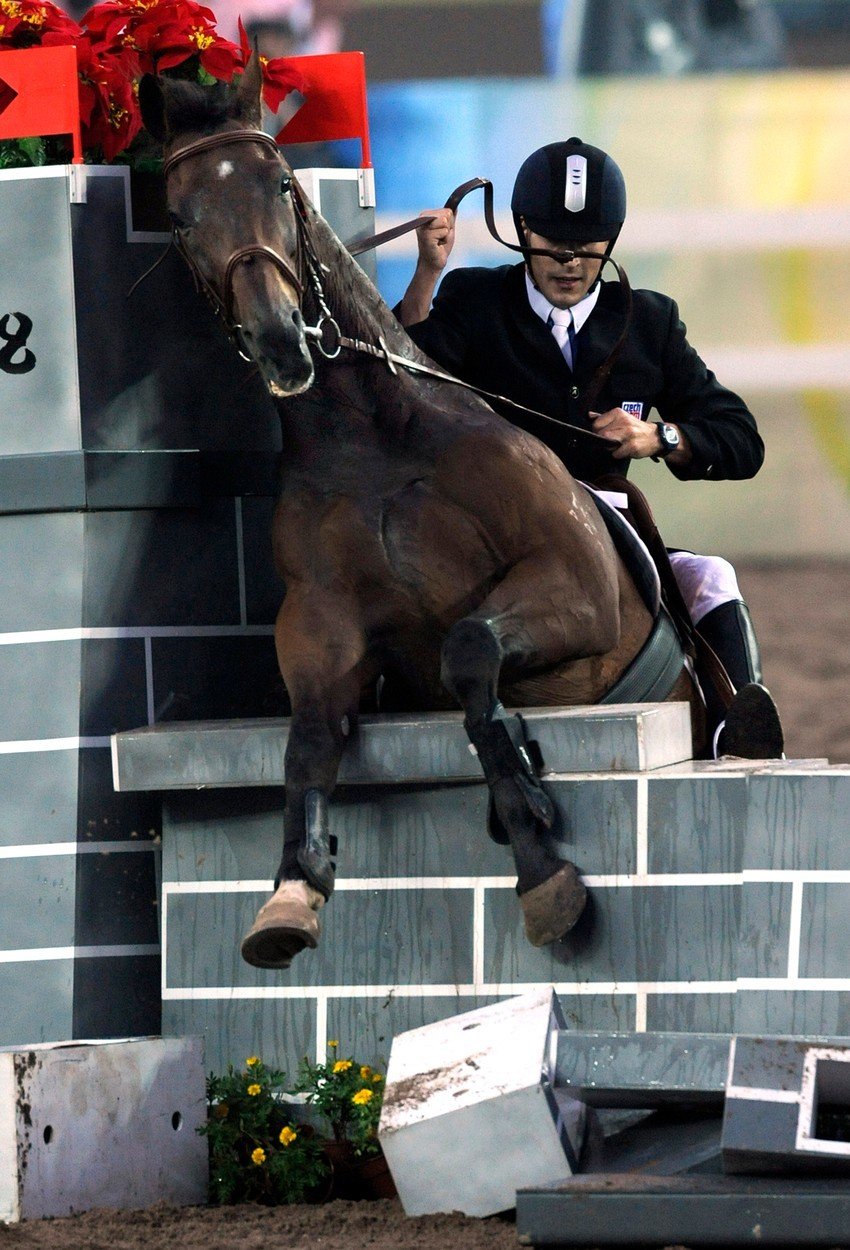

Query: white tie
[[548, 309, 576, 369]]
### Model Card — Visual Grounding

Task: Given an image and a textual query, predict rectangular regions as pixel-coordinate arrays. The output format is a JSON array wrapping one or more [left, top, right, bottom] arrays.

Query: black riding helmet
[[511, 138, 626, 251]]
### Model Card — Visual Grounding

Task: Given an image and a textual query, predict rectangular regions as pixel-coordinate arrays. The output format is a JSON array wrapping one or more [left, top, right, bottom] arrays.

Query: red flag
[[0, 46, 83, 163], [275, 51, 371, 168]]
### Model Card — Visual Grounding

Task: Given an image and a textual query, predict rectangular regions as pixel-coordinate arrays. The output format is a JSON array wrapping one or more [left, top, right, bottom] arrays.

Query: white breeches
[[589, 487, 743, 624], [667, 552, 742, 625]]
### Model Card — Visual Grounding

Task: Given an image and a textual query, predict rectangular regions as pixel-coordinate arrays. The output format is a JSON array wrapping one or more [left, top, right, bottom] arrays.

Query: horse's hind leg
[[441, 616, 588, 946]]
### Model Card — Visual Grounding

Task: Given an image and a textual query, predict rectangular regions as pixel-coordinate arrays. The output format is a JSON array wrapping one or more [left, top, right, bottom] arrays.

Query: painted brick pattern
[[0, 167, 286, 1046], [150, 755, 850, 1077]]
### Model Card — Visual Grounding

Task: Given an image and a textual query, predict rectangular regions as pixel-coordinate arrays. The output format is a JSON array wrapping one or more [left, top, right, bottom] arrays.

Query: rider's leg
[[667, 552, 784, 758], [698, 598, 762, 688]]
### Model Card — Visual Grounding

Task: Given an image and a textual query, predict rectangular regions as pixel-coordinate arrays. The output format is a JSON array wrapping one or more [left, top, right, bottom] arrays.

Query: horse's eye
[[279, 172, 292, 197]]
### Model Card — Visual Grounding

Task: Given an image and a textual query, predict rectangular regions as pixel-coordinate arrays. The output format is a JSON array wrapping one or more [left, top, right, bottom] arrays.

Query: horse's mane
[[163, 78, 243, 137]]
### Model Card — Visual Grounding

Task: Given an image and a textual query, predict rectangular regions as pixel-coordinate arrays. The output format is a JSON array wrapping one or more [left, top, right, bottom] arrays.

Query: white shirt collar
[[524, 270, 601, 334]]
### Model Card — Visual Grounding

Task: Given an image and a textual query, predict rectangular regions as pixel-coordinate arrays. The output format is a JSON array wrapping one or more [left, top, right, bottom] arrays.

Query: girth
[[583, 484, 687, 706]]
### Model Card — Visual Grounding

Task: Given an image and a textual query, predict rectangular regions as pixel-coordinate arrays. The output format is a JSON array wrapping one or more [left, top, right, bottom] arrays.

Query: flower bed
[[202, 1048, 394, 1206]]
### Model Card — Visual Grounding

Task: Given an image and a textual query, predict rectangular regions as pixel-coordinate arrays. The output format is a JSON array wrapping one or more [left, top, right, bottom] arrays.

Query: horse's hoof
[[520, 862, 587, 947], [240, 880, 324, 969]]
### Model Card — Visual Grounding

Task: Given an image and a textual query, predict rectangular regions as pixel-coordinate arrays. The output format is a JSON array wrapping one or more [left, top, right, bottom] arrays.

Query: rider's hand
[[415, 208, 456, 275], [590, 409, 689, 464]]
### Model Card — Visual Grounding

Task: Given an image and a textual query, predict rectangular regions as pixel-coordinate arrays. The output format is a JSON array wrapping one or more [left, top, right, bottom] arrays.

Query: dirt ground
[[3, 560, 849, 1250]]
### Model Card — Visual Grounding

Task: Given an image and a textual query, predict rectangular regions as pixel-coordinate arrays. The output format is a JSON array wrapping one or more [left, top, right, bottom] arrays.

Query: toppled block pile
[[378, 988, 850, 1245]]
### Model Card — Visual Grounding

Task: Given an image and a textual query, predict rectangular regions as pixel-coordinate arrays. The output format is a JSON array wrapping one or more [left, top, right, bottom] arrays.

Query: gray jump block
[[723, 1035, 850, 1174], [516, 1174, 850, 1246], [554, 1031, 734, 1107], [111, 702, 692, 791], [555, 1030, 850, 1112]]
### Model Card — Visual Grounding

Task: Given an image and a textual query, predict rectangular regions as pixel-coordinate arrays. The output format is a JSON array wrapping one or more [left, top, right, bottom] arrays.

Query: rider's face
[[523, 225, 609, 309]]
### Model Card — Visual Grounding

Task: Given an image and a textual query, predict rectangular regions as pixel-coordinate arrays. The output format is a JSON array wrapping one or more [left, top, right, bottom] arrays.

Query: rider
[[396, 137, 783, 758]]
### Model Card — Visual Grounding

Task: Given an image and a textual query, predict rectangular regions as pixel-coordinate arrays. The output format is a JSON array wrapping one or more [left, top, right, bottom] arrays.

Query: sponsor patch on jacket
[[621, 401, 644, 418]]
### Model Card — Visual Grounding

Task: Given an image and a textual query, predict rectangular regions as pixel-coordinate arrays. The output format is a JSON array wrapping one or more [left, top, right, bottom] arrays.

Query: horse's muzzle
[[243, 308, 315, 396]]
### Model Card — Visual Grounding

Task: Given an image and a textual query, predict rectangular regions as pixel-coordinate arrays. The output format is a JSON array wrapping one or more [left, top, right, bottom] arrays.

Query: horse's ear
[[236, 49, 264, 128], [139, 74, 167, 142]]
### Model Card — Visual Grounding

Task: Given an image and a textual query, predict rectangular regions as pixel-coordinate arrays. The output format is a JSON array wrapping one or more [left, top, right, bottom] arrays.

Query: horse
[[139, 58, 705, 970]]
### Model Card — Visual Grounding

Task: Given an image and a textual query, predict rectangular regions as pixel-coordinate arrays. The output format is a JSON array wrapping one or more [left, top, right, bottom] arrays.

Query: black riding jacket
[[402, 263, 764, 484]]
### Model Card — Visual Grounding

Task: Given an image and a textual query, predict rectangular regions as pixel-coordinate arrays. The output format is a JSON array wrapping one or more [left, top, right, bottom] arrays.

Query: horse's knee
[[440, 617, 502, 708]]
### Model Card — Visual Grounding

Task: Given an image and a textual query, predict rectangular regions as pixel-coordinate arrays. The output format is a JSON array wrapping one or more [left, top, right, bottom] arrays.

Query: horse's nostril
[[291, 308, 303, 331]]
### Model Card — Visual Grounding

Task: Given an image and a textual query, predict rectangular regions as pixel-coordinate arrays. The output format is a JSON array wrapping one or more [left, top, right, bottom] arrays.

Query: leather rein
[[159, 128, 631, 448]]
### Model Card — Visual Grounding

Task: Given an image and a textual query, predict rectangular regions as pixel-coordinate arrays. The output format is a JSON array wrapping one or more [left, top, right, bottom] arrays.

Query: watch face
[[660, 423, 680, 453]]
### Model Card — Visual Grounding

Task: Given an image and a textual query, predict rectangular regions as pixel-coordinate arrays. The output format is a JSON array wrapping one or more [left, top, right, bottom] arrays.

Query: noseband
[[162, 129, 340, 360]]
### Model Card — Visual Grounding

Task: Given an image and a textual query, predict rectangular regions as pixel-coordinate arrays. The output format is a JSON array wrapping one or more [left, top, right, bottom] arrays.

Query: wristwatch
[[652, 423, 680, 460]]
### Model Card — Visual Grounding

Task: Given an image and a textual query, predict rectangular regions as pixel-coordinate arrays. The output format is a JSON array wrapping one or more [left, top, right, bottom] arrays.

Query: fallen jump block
[[0, 1036, 207, 1221], [553, 1031, 733, 1107], [378, 988, 585, 1218], [723, 1035, 850, 1174]]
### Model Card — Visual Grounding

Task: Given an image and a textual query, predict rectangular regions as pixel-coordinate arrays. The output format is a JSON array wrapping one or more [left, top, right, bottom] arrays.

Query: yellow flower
[[333, 1059, 352, 1074], [251, 1147, 266, 1165], [352, 1087, 374, 1106], [360, 1065, 372, 1080], [247, 1083, 262, 1096], [214, 1103, 229, 1119], [372, 1073, 383, 1083], [279, 1126, 298, 1147], [327, 1040, 339, 1049], [246, 1056, 260, 1067]]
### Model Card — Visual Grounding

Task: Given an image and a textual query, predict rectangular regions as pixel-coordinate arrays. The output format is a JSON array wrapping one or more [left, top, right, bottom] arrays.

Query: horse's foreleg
[[440, 555, 621, 946], [241, 595, 369, 969]]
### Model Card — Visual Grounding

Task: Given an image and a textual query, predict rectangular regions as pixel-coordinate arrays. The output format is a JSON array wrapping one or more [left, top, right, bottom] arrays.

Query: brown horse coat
[[140, 62, 700, 969]]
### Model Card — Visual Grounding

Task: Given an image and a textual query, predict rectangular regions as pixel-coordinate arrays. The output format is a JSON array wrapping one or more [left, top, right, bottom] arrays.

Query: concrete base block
[[0, 1036, 208, 1222], [722, 1036, 850, 1174], [378, 988, 584, 1217]]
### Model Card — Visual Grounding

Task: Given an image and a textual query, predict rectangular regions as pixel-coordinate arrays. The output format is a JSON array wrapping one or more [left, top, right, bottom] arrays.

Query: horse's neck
[[306, 205, 421, 363], [276, 202, 434, 453]]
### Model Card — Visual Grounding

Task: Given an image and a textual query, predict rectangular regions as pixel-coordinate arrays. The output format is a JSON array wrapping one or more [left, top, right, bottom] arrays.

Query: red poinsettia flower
[[236, 16, 303, 112], [259, 54, 303, 111], [77, 39, 143, 160], [0, 0, 82, 49], [81, 0, 242, 80]]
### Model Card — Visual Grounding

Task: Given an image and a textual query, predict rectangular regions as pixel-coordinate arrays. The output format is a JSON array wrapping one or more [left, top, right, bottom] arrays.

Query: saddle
[[591, 473, 736, 715]]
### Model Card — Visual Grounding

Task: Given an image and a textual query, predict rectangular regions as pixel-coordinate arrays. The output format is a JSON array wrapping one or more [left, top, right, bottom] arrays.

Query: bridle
[[157, 127, 630, 448], [161, 128, 343, 363]]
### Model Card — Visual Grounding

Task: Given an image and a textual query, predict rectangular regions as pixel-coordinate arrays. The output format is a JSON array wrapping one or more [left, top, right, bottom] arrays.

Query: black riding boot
[[698, 600, 784, 759]]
